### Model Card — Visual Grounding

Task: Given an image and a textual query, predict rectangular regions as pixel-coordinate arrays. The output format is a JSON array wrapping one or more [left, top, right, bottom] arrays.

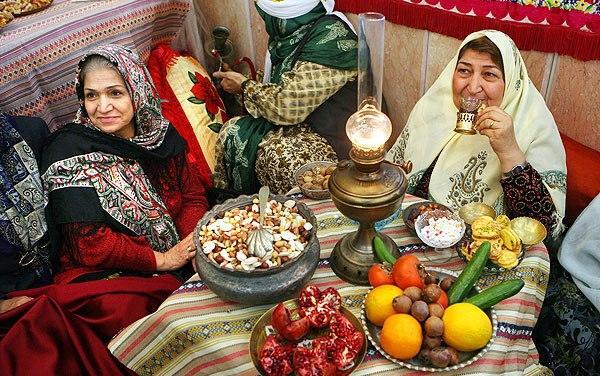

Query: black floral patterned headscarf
[[75, 44, 170, 150], [43, 45, 186, 253]]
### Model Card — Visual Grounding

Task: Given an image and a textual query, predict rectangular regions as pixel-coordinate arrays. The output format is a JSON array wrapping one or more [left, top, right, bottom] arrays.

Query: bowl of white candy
[[414, 209, 466, 251]]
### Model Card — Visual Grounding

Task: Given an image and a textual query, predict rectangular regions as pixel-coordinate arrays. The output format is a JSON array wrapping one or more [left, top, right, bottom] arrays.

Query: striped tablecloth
[[108, 194, 552, 376], [0, 0, 190, 131]]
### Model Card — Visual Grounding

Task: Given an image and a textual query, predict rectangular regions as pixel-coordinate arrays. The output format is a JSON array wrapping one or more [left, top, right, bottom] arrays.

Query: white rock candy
[[420, 217, 464, 247]]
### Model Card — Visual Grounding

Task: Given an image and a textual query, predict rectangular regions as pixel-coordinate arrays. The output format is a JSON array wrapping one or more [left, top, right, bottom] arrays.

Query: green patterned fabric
[[257, 3, 358, 84], [220, 2, 357, 193]]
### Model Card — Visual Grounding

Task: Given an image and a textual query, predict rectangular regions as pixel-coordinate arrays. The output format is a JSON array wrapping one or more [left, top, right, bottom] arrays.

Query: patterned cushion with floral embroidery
[[148, 44, 228, 175]]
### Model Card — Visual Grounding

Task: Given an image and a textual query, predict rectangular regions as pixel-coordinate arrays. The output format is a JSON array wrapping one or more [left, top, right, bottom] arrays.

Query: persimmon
[[391, 254, 424, 289], [368, 264, 395, 287], [437, 289, 448, 308]]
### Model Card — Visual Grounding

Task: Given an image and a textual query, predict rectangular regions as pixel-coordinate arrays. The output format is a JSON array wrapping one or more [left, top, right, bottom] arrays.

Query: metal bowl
[[361, 268, 498, 372], [294, 160, 337, 200], [249, 298, 367, 375], [458, 202, 497, 225], [456, 228, 526, 274], [510, 217, 547, 246], [193, 194, 320, 305]]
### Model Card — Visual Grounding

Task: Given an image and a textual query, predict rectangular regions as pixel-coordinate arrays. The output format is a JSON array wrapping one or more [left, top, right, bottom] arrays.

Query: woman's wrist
[[154, 251, 166, 271], [501, 161, 530, 180], [498, 150, 526, 174]]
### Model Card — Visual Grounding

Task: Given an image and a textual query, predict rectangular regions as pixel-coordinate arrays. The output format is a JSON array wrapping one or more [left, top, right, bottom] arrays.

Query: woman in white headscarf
[[387, 30, 566, 235], [213, 0, 358, 194]]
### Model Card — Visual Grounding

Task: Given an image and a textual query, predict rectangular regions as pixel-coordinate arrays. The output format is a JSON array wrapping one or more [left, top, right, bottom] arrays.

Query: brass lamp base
[[330, 229, 399, 285], [328, 102, 409, 286], [328, 158, 407, 286]]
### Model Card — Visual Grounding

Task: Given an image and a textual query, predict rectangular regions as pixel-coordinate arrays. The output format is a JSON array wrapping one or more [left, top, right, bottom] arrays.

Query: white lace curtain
[[172, 0, 209, 66]]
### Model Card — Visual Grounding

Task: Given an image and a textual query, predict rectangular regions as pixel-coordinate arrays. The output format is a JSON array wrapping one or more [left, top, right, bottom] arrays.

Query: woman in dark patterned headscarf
[[42, 44, 209, 284], [213, 0, 358, 194], [0, 45, 209, 375]]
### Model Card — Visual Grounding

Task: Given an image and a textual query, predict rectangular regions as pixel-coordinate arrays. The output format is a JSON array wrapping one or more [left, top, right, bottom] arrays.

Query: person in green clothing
[[213, 0, 358, 194]]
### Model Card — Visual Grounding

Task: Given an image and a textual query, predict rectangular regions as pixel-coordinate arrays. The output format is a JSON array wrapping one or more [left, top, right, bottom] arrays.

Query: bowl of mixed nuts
[[193, 193, 320, 305], [294, 161, 337, 200]]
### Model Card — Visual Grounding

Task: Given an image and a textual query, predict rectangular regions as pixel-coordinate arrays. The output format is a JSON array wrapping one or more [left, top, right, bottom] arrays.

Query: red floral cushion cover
[[147, 44, 229, 186]]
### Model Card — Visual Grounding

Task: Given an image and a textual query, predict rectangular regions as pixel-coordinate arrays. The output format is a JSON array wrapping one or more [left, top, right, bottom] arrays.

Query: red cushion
[[561, 133, 600, 224], [147, 44, 229, 189]]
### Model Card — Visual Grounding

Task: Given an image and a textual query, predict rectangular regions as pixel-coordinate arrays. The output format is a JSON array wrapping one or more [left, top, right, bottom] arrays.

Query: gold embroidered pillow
[[148, 45, 228, 173]]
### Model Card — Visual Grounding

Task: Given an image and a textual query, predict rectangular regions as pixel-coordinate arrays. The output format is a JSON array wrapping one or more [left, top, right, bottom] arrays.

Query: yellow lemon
[[365, 284, 403, 326], [443, 302, 492, 351], [380, 314, 422, 360]]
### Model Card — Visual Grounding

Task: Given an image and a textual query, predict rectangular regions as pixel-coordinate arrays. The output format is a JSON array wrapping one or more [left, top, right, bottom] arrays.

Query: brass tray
[[361, 267, 498, 372], [249, 298, 367, 375], [456, 226, 526, 274]]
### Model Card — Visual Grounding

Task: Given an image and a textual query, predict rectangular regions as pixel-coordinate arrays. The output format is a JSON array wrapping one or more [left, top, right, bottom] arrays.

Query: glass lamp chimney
[[357, 12, 385, 111], [346, 12, 391, 165]]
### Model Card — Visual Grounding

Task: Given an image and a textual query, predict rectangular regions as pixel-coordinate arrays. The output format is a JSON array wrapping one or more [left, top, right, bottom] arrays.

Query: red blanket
[[0, 274, 180, 375]]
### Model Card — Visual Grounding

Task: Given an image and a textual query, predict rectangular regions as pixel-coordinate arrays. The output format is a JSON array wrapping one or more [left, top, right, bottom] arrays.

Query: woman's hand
[[155, 233, 196, 271], [213, 71, 247, 94], [0, 296, 33, 314], [474, 106, 526, 173]]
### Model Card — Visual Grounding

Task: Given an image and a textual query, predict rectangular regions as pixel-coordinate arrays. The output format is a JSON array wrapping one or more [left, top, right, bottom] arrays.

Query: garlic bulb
[[248, 228, 273, 258]]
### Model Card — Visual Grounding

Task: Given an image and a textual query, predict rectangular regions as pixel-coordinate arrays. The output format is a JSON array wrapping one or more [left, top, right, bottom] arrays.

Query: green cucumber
[[464, 279, 524, 309], [447, 241, 491, 305], [373, 236, 397, 264]]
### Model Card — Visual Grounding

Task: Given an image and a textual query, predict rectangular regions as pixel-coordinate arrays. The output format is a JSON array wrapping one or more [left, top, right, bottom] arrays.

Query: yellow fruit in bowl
[[365, 284, 403, 326], [380, 313, 422, 360], [442, 302, 492, 352]]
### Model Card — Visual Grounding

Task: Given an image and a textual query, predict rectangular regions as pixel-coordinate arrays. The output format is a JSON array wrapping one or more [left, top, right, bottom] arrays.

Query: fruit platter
[[364, 238, 524, 371], [250, 285, 367, 375]]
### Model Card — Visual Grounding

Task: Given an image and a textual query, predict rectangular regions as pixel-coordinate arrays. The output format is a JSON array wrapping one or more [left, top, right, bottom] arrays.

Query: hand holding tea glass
[[474, 105, 526, 173], [454, 97, 484, 135], [415, 209, 466, 264]]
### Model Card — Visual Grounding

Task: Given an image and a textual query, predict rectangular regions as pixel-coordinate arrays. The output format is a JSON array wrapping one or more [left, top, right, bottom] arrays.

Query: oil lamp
[[328, 13, 408, 285]]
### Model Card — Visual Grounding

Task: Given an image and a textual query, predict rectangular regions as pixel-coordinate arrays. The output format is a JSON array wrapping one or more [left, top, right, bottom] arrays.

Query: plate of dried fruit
[[457, 214, 527, 273]]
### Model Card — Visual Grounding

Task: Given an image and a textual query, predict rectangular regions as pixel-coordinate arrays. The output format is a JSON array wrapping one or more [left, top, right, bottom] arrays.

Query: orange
[[364, 284, 403, 326], [380, 314, 422, 360], [443, 302, 492, 351]]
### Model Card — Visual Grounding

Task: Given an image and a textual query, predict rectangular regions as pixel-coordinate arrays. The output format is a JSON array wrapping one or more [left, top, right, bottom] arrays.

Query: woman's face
[[83, 67, 135, 139], [452, 49, 505, 109]]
